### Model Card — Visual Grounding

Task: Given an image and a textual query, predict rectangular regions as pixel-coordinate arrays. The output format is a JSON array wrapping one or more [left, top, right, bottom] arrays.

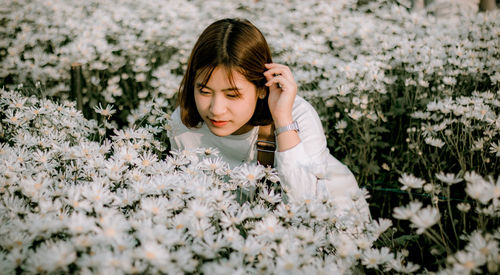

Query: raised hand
[[263, 63, 298, 128]]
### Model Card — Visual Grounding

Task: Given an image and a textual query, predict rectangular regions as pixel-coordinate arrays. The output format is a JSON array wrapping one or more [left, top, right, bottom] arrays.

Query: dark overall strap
[[256, 124, 276, 167]]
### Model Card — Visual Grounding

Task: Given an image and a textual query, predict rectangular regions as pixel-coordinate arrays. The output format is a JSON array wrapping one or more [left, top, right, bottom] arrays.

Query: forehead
[[196, 66, 253, 88]]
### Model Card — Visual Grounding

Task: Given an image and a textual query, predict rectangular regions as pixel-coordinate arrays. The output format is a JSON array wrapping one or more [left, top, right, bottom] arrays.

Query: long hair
[[178, 18, 273, 128]]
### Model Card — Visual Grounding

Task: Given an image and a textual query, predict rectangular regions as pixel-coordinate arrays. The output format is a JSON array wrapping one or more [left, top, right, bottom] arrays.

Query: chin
[[208, 127, 233, 137]]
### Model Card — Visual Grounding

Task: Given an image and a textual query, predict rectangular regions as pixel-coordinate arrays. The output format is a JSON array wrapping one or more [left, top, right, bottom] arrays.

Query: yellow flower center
[[145, 251, 156, 260]]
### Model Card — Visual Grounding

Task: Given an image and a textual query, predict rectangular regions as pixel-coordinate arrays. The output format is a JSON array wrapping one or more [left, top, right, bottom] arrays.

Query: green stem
[[446, 185, 459, 248], [423, 228, 447, 251]]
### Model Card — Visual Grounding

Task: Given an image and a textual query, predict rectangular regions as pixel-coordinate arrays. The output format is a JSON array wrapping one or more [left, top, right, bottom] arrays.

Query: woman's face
[[194, 66, 263, 136]]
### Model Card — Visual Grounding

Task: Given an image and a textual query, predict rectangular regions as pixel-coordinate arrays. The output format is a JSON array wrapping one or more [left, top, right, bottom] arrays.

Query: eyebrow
[[196, 83, 241, 92]]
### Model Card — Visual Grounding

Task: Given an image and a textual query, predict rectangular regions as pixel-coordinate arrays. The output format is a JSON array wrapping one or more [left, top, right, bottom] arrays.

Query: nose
[[209, 94, 227, 117]]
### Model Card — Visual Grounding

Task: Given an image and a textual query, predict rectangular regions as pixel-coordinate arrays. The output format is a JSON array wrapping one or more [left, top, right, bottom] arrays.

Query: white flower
[[442, 76, 456, 86], [80, 180, 113, 205], [465, 179, 493, 204], [435, 172, 463, 185], [410, 206, 441, 234], [140, 197, 168, 216], [67, 212, 97, 234], [115, 146, 139, 163], [258, 187, 282, 204], [252, 215, 282, 238], [361, 247, 393, 269], [331, 232, 359, 258], [456, 202, 471, 213], [197, 157, 229, 176], [348, 109, 363, 120], [399, 173, 425, 190], [93, 103, 116, 119], [275, 253, 301, 273], [425, 137, 445, 148], [465, 231, 498, 258], [2, 194, 29, 215], [335, 120, 348, 133], [3, 109, 26, 126], [186, 200, 213, 219], [25, 241, 76, 273], [137, 241, 170, 267], [489, 141, 500, 157], [97, 211, 130, 240], [170, 214, 192, 231], [411, 111, 431, 120], [453, 251, 486, 274], [393, 201, 423, 220], [231, 163, 265, 189], [367, 218, 393, 236]]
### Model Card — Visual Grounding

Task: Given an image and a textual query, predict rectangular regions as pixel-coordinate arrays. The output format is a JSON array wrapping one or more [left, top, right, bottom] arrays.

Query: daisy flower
[[435, 172, 463, 185], [465, 179, 493, 204], [186, 200, 213, 219], [361, 247, 393, 269], [67, 212, 97, 234], [136, 241, 170, 268], [252, 215, 282, 238], [410, 206, 441, 234], [453, 251, 485, 274], [93, 103, 116, 119], [231, 163, 266, 189], [489, 141, 500, 157], [197, 157, 229, 176], [398, 173, 425, 191]]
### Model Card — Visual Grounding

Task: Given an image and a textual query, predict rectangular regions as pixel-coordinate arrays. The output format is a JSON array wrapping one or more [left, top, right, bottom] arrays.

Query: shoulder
[[169, 106, 197, 138], [292, 95, 319, 119], [168, 107, 183, 137], [168, 107, 206, 151]]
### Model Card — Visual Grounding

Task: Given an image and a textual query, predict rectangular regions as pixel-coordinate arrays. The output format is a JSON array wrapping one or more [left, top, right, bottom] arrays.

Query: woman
[[168, 18, 369, 218]]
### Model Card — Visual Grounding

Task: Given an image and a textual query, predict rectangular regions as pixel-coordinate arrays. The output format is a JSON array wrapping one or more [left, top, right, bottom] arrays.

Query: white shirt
[[168, 96, 370, 219]]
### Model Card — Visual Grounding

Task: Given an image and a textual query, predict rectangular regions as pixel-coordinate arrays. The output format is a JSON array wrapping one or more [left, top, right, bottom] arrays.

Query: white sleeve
[[274, 97, 370, 221]]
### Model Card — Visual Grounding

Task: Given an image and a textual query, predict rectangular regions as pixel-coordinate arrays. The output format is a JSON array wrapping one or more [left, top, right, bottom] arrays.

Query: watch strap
[[274, 121, 299, 136]]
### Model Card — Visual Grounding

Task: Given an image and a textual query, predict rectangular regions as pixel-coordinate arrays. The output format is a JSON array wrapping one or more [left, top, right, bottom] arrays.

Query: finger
[[265, 75, 293, 89], [265, 63, 288, 69], [263, 67, 293, 81], [264, 63, 290, 73]]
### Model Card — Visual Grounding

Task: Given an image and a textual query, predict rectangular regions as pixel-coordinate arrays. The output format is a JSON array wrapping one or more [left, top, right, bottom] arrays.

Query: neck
[[231, 124, 255, 135]]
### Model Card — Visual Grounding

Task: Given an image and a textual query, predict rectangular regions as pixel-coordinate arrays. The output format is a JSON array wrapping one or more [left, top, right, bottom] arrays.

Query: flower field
[[1, 0, 499, 274]]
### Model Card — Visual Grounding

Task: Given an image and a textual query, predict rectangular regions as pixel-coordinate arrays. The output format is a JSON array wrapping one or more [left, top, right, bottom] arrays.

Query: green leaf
[[393, 234, 419, 245]]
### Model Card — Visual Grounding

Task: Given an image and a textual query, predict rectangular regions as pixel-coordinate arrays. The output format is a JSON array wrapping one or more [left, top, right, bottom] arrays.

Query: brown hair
[[178, 18, 273, 128]]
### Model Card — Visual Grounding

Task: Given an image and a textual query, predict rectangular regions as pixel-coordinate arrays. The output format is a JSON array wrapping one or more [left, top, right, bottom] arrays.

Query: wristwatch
[[274, 121, 300, 136]]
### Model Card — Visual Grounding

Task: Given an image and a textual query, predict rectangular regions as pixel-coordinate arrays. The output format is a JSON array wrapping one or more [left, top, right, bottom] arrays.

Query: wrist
[[272, 114, 293, 128], [274, 120, 300, 136]]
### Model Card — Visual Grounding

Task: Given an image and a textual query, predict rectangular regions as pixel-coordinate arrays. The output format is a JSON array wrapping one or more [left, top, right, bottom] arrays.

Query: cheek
[[241, 98, 259, 116], [194, 94, 205, 114]]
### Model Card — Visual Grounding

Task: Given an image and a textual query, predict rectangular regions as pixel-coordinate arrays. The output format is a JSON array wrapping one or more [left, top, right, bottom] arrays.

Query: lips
[[210, 119, 228, 127]]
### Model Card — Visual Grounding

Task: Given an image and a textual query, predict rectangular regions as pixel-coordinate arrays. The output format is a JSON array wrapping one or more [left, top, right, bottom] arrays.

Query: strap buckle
[[256, 140, 276, 153]]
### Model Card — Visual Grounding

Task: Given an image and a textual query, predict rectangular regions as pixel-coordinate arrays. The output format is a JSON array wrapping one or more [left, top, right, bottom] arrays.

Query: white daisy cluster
[[1, 1, 498, 123], [2, 0, 498, 184], [2, 0, 499, 272], [0, 88, 414, 274], [408, 90, 500, 174], [394, 170, 500, 273]]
